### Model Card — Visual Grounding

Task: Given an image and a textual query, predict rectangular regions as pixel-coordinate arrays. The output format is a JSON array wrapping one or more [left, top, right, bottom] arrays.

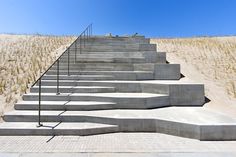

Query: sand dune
[[151, 37, 236, 115], [0, 34, 75, 117]]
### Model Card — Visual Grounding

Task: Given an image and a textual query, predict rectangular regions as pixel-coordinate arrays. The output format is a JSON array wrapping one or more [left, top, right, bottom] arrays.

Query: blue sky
[[0, 0, 236, 37]]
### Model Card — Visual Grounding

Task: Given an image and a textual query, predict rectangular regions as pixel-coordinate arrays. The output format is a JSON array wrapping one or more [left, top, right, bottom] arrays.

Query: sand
[[151, 37, 236, 116]]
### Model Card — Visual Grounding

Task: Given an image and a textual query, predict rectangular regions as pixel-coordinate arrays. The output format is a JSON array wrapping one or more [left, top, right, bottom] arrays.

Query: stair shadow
[[205, 96, 211, 104]]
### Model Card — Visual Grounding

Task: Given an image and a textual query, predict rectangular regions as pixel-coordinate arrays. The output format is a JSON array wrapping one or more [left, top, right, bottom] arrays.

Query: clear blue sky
[[0, 0, 236, 37]]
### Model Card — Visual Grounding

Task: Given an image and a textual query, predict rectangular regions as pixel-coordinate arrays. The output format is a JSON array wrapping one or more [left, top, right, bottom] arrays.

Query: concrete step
[[62, 51, 166, 63], [0, 122, 119, 136], [58, 57, 151, 63], [22, 93, 170, 108], [68, 44, 156, 52], [45, 70, 154, 80], [73, 43, 152, 47], [3, 107, 236, 140], [30, 86, 115, 93], [15, 101, 116, 111], [51, 64, 135, 71], [50, 62, 167, 72], [82, 37, 150, 44], [42, 75, 114, 80], [72, 43, 155, 48], [59, 53, 161, 64], [83, 40, 150, 44]]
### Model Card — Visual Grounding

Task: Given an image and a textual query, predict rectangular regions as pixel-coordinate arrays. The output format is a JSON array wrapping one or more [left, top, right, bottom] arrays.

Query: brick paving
[[0, 133, 236, 153]]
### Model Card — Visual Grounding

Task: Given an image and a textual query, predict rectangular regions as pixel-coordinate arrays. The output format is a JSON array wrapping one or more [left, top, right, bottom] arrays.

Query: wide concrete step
[[46, 70, 153, 80], [22, 93, 170, 108], [4, 107, 236, 140], [30, 86, 115, 93], [0, 122, 119, 136], [15, 101, 116, 111], [42, 75, 114, 80]]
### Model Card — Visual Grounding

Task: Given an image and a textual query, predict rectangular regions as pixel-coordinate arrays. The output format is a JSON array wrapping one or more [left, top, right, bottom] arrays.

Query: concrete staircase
[[1, 36, 236, 140]]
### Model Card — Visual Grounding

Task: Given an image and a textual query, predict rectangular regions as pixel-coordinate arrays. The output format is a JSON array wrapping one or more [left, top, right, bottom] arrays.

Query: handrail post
[[84, 33, 85, 48], [68, 48, 70, 76], [57, 60, 60, 95], [88, 29, 89, 40], [37, 78, 43, 127], [80, 36, 81, 54], [75, 40, 77, 62], [89, 25, 91, 36], [79, 35, 82, 54]]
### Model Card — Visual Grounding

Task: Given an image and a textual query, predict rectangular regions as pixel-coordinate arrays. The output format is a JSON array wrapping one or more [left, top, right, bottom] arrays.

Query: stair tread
[[16, 101, 116, 105], [5, 107, 236, 125], [48, 70, 153, 73], [32, 86, 115, 89], [24, 92, 168, 98]]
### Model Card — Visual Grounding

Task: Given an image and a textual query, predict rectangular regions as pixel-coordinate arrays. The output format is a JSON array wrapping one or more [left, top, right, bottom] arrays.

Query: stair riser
[[81, 39, 150, 44], [85, 38, 149, 43], [42, 75, 114, 80], [15, 96, 169, 110], [64, 51, 158, 55], [50, 66, 134, 71], [70, 44, 156, 50], [61, 51, 158, 56], [60, 52, 165, 62], [38, 82, 142, 93], [38, 81, 170, 94], [57, 58, 152, 63], [45, 71, 153, 80], [0, 127, 119, 136], [80, 40, 150, 44], [69, 49, 155, 52], [14, 104, 114, 111], [22, 95, 170, 108]]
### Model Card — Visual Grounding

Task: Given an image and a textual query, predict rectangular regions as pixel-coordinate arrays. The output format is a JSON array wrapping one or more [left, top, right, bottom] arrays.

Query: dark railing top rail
[[32, 23, 92, 87]]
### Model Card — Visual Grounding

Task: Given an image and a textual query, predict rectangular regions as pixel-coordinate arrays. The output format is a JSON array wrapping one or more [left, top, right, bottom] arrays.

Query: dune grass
[[0, 34, 75, 116], [151, 37, 236, 98]]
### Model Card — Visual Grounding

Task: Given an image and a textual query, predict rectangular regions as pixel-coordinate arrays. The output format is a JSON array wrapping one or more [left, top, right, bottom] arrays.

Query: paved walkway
[[0, 133, 236, 156]]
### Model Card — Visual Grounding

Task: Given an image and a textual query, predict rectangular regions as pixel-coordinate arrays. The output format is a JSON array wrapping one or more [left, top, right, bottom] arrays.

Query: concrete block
[[169, 84, 205, 106], [154, 64, 181, 80]]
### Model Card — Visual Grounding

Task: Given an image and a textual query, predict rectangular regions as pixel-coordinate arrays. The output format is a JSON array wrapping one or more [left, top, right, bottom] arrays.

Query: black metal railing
[[32, 24, 93, 127]]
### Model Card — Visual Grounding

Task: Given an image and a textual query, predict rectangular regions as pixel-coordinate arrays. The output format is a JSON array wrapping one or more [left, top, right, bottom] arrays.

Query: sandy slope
[[0, 35, 235, 119], [0, 34, 76, 118], [151, 37, 236, 116]]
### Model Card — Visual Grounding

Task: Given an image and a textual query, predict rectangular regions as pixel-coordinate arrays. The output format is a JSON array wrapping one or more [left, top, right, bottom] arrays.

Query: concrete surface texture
[[0, 35, 236, 154]]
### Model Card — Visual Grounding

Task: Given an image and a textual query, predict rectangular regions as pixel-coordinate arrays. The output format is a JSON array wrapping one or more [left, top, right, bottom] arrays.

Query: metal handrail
[[35, 24, 93, 127]]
